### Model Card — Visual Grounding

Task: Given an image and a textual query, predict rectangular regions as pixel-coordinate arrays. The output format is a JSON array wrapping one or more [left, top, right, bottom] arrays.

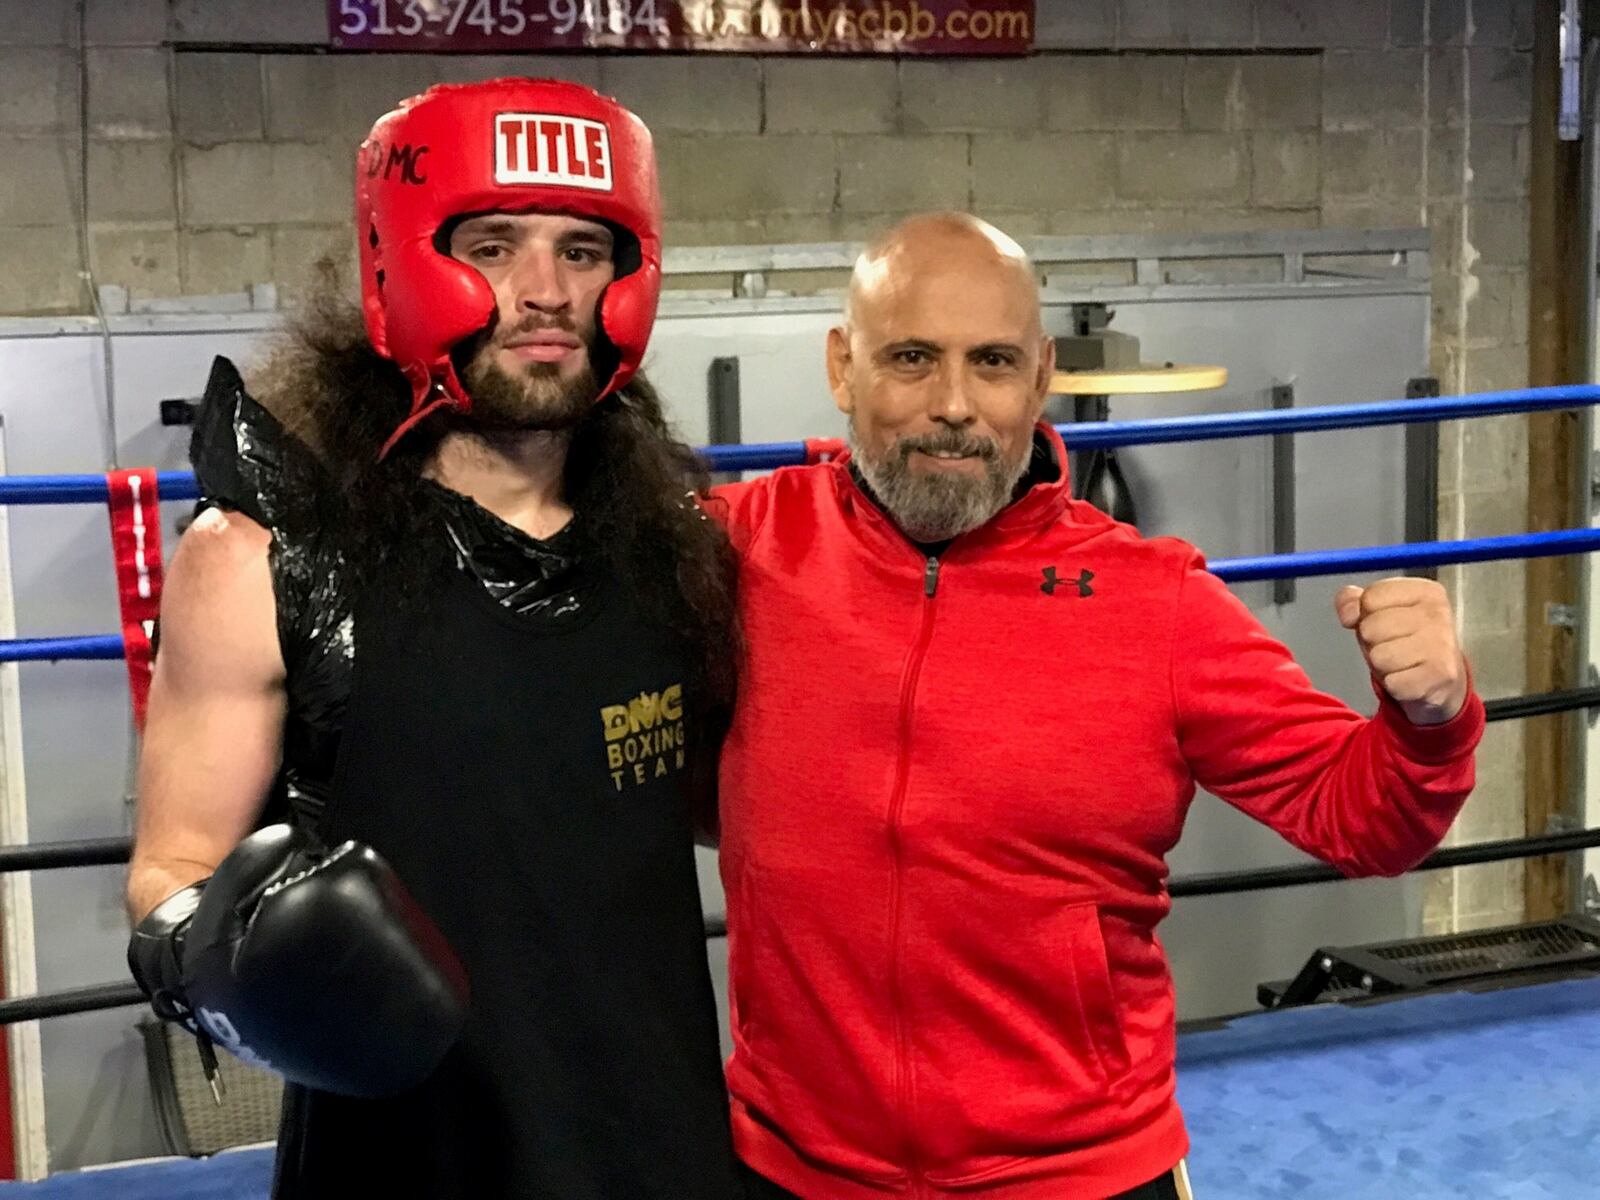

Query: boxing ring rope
[[1, 383, 1596, 508], [1, 380, 1598, 1026]]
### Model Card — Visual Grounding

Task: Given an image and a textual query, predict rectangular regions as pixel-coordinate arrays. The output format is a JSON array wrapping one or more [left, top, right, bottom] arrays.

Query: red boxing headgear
[[356, 78, 661, 453]]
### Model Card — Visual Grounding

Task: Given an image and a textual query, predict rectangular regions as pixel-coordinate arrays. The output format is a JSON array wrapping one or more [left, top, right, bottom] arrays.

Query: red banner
[[330, 0, 1033, 55], [106, 469, 165, 732]]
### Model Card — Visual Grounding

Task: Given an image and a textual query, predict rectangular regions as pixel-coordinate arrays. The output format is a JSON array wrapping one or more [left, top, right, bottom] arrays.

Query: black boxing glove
[[128, 882, 206, 1029], [127, 825, 468, 1098]]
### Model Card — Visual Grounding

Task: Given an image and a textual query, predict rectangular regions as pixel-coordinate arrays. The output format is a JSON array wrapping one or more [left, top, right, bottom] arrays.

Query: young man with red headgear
[[124, 79, 744, 1199]]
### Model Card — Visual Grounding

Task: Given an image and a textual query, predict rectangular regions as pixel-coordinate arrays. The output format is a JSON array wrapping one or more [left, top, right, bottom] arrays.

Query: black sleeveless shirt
[[190, 360, 743, 1200]]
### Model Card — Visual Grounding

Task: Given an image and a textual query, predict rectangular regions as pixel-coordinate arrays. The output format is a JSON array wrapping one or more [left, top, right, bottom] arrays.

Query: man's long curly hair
[[249, 273, 740, 718]]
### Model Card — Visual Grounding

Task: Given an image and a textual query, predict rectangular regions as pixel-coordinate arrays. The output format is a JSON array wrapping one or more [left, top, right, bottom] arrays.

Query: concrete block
[[0, 225, 82, 312], [88, 139, 175, 222], [1319, 198, 1424, 230], [272, 224, 357, 298], [900, 58, 1046, 132], [1034, 0, 1116, 50], [265, 54, 449, 145], [1462, 474, 1526, 539], [762, 211, 883, 245], [87, 48, 172, 138], [0, 48, 77, 133], [838, 135, 968, 213], [1254, 0, 1316, 47], [1426, 127, 1464, 200], [1435, 420, 1461, 494], [1045, 55, 1182, 132], [1469, 199, 1528, 269], [1180, 56, 1241, 131], [1421, 871, 1456, 930], [1322, 51, 1424, 131], [1175, 0, 1252, 48], [661, 217, 768, 247], [1388, 0, 1425, 46], [1051, 205, 1316, 236], [1321, 130, 1423, 199], [171, 0, 324, 44], [183, 141, 350, 226], [1465, 267, 1525, 346], [176, 54, 264, 145], [657, 135, 835, 221], [1468, 48, 1532, 125], [1462, 341, 1529, 396], [1250, 131, 1319, 207], [600, 58, 760, 134], [765, 59, 897, 135], [1115, 131, 1247, 205], [1454, 859, 1522, 916], [1258, 0, 1389, 48], [1421, 0, 1469, 46], [1465, 125, 1529, 200], [0, 136, 75, 226], [1460, 555, 1526, 635], [430, 55, 600, 88], [86, 0, 167, 44], [1238, 55, 1321, 129], [262, 56, 345, 143], [1116, 0, 1178, 46], [1475, 0, 1535, 50], [0, 0, 75, 45], [1456, 634, 1523, 711], [1428, 47, 1467, 128], [179, 226, 273, 296], [1460, 413, 1528, 498], [90, 223, 181, 300], [1183, 55, 1320, 131], [970, 132, 1115, 210]]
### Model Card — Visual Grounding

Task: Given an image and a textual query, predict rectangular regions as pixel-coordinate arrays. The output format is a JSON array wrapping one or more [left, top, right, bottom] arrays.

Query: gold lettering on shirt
[[600, 684, 687, 792]]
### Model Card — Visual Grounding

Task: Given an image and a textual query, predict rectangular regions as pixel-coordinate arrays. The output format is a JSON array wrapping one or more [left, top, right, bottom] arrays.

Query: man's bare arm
[[126, 507, 287, 922]]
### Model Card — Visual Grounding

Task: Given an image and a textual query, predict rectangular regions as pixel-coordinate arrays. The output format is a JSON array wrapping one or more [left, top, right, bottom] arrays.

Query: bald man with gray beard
[[704, 213, 1482, 1200]]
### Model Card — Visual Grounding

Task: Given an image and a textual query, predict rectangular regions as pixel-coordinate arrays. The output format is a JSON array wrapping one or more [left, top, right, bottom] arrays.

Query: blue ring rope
[[3, 383, 1598, 661], [9, 529, 1600, 663], [0, 384, 1596, 504]]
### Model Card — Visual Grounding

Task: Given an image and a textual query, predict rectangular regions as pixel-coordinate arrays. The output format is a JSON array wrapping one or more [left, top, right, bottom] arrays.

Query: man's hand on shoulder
[[1335, 577, 1468, 727]]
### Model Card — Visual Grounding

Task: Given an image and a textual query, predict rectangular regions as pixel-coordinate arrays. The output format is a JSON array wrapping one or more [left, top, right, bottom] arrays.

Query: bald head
[[826, 212, 1055, 544], [845, 212, 1040, 332]]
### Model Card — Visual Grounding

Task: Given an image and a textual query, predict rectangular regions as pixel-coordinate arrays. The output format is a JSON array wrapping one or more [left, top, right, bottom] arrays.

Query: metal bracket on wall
[[707, 357, 742, 485], [1404, 377, 1441, 582], [1271, 384, 1296, 607], [1548, 603, 1580, 629]]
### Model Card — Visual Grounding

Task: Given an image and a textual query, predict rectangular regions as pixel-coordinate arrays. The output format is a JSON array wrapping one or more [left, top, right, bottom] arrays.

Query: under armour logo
[[1041, 567, 1094, 598]]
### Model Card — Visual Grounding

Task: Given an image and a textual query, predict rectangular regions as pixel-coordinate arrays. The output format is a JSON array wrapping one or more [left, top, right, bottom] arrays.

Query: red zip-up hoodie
[[708, 426, 1483, 1200]]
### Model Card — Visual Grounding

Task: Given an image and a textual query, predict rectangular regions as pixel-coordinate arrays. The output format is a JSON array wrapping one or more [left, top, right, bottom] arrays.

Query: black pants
[[742, 1162, 1184, 1199]]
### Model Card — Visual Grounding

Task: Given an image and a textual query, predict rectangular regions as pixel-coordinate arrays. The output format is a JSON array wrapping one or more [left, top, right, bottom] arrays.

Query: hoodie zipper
[[886, 554, 939, 1192]]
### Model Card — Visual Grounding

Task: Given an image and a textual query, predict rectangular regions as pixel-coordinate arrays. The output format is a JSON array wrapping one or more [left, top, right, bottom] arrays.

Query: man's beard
[[458, 320, 600, 433], [851, 421, 1031, 543]]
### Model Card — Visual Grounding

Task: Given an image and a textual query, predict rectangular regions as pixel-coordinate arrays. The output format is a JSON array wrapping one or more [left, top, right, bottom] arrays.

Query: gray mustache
[[894, 433, 1001, 463]]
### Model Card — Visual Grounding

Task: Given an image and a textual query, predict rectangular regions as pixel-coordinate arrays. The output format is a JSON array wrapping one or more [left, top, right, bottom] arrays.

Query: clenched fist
[[1335, 578, 1468, 727]]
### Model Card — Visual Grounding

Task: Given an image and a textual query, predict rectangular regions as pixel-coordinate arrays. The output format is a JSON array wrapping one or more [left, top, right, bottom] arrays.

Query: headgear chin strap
[[356, 78, 662, 457]]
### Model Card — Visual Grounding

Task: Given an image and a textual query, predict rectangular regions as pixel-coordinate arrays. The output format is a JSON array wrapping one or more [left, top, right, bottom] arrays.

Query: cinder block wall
[[0, 0, 1537, 931]]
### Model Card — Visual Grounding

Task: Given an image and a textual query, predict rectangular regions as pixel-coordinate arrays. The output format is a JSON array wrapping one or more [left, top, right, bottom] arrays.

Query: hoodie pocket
[[913, 896, 1135, 1182]]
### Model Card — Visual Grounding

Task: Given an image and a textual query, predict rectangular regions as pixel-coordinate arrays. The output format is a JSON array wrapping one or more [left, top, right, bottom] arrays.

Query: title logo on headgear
[[494, 112, 613, 191]]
